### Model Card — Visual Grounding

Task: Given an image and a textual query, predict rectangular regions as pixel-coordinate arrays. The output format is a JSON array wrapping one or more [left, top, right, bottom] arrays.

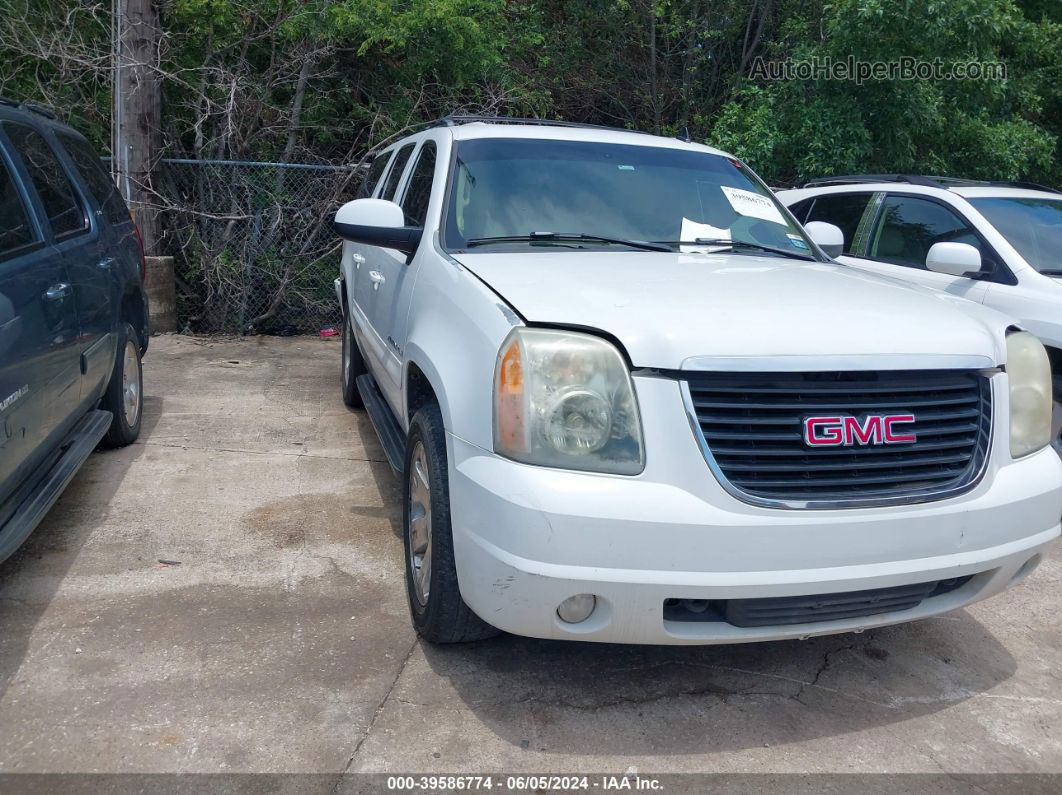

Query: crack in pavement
[[137, 439, 388, 464], [335, 636, 419, 785], [796, 643, 856, 704]]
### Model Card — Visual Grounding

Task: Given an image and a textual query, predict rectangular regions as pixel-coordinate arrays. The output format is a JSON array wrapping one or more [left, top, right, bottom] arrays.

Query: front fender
[[402, 250, 520, 450]]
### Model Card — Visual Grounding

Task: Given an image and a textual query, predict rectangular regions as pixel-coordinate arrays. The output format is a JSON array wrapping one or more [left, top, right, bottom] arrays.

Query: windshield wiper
[[465, 232, 672, 252], [1038, 268, 1062, 276], [656, 238, 815, 261]]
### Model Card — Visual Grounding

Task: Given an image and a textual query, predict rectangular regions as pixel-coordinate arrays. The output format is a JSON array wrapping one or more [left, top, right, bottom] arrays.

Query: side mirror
[[926, 242, 982, 277], [334, 198, 422, 256], [804, 221, 844, 258]]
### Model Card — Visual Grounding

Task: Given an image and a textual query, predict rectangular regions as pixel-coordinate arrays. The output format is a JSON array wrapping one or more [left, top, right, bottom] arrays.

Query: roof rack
[[432, 115, 652, 136], [802, 173, 1059, 194], [0, 96, 58, 120]]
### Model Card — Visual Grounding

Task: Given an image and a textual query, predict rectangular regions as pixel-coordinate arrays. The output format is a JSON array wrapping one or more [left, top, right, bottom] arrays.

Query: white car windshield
[[443, 138, 816, 259], [969, 196, 1062, 275]]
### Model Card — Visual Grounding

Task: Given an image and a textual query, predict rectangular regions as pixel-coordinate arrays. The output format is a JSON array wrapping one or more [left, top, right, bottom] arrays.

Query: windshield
[[968, 196, 1062, 274], [443, 138, 817, 257]]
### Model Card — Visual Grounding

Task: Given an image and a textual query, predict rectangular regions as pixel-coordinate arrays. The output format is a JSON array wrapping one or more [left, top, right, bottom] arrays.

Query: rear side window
[[401, 142, 436, 227], [805, 193, 874, 255], [787, 198, 814, 223], [0, 154, 35, 258], [5, 123, 87, 238], [358, 153, 392, 199], [58, 133, 128, 225], [381, 144, 415, 201]]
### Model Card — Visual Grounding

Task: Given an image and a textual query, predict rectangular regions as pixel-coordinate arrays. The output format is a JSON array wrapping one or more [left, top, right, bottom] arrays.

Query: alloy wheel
[[122, 340, 140, 426], [407, 441, 433, 605]]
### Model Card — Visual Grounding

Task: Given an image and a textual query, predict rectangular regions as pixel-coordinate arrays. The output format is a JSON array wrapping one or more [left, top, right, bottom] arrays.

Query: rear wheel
[[403, 404, 499, 643], [101, 322, 143, 447], [341, 309, 366, 408]]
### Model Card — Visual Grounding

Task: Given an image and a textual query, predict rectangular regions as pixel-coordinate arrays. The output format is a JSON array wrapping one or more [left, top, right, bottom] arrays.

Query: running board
[[0, 409, 112, 564], [356, 374, 406, 474]]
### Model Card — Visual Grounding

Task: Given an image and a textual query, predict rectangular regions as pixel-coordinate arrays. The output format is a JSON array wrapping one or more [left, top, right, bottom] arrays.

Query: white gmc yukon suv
[[333, 117, 1062, 646]]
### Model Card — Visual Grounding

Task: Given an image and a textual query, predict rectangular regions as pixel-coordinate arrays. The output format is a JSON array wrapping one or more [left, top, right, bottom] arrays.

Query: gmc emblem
[[803, 414, 917, 447]]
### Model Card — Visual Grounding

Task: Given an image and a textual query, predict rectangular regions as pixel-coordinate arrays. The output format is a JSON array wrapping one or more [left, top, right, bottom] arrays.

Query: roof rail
[[0, 96, 58, 120], [801, 174, 945, 189], [432, 115, 651, 136], [802, 173, 1060, 194]]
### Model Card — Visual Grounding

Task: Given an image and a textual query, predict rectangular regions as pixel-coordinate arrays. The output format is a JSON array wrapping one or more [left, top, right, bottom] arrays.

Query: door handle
[[368, 270, 386, 290], [97, 257, 115, 270], [44, 283, 72, 301]]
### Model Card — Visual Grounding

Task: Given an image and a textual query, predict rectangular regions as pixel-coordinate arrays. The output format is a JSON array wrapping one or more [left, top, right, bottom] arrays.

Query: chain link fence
[[151, 157, 362, 335]]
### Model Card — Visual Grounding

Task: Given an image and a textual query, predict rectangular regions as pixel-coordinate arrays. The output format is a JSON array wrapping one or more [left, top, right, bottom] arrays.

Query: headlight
[[1007, 331, 1052, 458], [493, 328, 644, 474]]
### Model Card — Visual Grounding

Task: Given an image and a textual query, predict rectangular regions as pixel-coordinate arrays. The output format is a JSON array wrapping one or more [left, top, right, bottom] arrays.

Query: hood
[[454, 251, 1007, 369]]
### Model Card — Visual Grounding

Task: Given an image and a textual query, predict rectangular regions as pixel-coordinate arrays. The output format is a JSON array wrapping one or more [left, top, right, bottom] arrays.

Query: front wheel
[[101, 322, 143, 447], [403, 404, 499, 643]]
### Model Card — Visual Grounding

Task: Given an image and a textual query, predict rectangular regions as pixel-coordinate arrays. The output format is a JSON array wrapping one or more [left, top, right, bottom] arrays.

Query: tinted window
[[805, 193, 874, 254], [788, 198, 813, 223], [870, 196, 982, 269], [444, 138, 815, 257], [381, 144, 415, 201], [358, 153, 392, 199], [58, 133, 128, 225], [0, 154, 35, 257], [968, 197, 1062, 273], [5, 123, 86, 237], [401, 142, 436, 226]]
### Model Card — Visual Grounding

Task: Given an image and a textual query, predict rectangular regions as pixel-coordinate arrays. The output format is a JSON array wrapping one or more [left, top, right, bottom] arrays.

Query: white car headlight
[[493, 328, 644, 474], [1007, 331, 1053, 458]]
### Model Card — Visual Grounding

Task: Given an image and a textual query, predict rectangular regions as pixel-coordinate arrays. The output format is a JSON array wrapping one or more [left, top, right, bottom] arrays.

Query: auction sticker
[[720, 186, 787, 226]]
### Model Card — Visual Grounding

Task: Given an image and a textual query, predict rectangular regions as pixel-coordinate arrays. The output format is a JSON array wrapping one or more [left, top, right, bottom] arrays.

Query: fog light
[[557, 594, 596, 624]]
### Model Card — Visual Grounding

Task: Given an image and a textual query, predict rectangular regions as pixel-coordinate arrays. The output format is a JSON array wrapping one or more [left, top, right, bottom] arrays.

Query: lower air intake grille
[[663, 576, 972, 627], [685, 369, 992, 507]]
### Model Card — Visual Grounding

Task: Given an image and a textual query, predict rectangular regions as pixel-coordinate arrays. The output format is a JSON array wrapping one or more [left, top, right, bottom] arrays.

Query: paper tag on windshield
[[680, 217, 730, 253], [720, 186, 787, 226]]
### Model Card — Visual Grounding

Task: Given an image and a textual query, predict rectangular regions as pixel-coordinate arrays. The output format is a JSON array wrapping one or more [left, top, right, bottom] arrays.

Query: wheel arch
[[121, 288, 148, 352]]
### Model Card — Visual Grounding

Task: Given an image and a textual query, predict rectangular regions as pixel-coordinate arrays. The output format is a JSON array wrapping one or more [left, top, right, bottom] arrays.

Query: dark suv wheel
[[101, 322, 143, 447]]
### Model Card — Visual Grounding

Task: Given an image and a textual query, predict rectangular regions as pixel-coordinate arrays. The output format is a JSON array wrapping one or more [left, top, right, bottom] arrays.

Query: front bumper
[[447, 377, 1062, 645]]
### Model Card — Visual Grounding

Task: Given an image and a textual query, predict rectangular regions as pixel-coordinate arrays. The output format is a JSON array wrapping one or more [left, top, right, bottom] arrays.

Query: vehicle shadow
[[352, 407, 404, 540], [420, 611, 1015, 755], [0, 394, 162, 701]]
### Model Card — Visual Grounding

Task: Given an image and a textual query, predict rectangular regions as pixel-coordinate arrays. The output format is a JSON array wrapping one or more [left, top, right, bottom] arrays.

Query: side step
[[0, 409, 112, 564], [356, 374, 406, 474]]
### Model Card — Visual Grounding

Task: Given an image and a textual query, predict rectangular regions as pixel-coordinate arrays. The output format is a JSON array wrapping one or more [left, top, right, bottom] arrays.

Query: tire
[[101, 322, 143, 448], [341, 308, 366, 408], [403, 404, 500, 643]]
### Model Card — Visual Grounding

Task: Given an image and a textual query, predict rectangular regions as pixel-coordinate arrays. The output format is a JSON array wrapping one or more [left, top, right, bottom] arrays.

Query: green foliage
[[2, 0, 1058, 181], [712, 0, 1060, 184]]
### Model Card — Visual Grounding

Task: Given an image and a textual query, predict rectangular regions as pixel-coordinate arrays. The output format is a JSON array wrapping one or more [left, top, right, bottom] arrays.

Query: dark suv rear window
[[4, 123, 87, 238], [0, 153, 35, 257], [59, 133, 129, 225]]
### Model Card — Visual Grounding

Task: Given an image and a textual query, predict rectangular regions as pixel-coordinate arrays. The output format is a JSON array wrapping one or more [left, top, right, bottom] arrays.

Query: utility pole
[[113, 0, 161, 255]]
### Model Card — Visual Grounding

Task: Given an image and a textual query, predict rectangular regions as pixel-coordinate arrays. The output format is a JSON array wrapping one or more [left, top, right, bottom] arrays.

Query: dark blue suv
[[0, 99, 149, 564]]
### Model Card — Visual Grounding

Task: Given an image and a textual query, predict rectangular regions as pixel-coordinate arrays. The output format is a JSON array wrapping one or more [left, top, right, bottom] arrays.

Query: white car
[[333, 118, 1062, 645], [777, 177, 1062, 454]]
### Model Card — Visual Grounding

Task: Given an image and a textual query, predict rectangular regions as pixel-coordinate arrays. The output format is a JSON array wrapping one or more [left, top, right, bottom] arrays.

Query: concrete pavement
[[0, 335, 1059, 778]]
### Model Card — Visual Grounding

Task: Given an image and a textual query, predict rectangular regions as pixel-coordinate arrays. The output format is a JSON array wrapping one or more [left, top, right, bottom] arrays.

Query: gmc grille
[[685, 369, 993, 507]]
